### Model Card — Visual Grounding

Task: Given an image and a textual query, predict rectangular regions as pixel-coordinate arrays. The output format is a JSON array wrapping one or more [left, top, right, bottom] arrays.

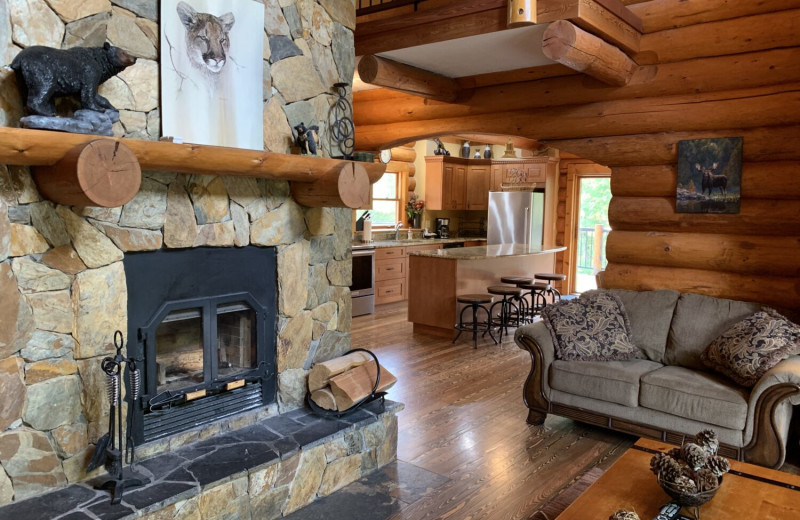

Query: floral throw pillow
[[542, 292, 638, 362], [701, 309, 800, 387]]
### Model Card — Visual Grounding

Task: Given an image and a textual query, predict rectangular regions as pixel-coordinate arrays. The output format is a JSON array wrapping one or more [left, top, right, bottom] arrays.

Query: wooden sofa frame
[[517, 334, 800, 469]]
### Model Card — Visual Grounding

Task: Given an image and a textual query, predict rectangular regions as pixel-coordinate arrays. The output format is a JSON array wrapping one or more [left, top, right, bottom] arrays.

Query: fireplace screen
[[124, 247, 277, 443]]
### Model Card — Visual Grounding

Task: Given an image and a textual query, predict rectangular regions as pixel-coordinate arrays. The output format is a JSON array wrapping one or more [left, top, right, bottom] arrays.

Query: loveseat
[[514, 289, 800, 468]]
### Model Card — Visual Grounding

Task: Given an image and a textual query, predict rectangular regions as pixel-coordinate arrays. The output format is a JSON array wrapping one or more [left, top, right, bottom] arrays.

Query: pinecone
[[695, 429, 720, 455], [695, 468, 720, 492], [681, 443, 708, 470], [609, 510, 640, 520], [650, 452, 682, 481], [669, 474, 698, 495], [666, 447, 682, 460], [707, 454, 731, 477]]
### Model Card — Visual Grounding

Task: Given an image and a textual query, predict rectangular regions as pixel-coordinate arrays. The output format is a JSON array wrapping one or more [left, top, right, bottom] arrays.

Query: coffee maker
[[435, 218, 450, 238]]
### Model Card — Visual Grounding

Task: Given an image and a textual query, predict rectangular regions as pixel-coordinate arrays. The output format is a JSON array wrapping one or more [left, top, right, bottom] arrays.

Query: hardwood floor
[[351, 302, 635, 520]]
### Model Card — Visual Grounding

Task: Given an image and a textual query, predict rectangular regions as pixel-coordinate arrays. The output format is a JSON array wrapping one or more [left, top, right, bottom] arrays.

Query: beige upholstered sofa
[[514, 289, 800, 468]]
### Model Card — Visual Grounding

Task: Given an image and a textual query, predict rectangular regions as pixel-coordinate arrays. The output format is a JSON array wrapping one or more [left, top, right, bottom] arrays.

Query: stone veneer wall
[[0, 0, 361, 506]]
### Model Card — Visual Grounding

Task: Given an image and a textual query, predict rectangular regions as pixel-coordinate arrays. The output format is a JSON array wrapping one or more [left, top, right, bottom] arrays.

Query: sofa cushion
[[609, 289, 680, 362], [550, 359, 663, 407], [665, 293, 762, 370], [542, 291, 638, 362], [701, 309, 800, 387], [640, 366, 749, 431]]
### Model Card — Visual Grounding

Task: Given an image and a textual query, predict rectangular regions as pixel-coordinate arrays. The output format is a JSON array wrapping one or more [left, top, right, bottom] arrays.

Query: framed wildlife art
[[676, 137, 743, 214], [160, 0, 264, 149]]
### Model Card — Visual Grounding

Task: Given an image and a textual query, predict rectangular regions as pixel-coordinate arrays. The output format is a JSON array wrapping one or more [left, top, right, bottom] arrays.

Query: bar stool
[[500, 276, 533, 323], [453, 294, 497, 349], [487, 285, 523, 340], [534, 273, 567, 304], [519, 281, 548, 320]]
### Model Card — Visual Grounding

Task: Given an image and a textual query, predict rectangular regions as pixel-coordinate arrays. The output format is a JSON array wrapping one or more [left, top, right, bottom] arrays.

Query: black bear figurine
[[294, 122, 320, 155], [11, 43, 137, 117]]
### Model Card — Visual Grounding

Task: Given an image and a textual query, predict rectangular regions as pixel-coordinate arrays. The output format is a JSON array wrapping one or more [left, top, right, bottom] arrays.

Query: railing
[[576, 225, 610, 274]]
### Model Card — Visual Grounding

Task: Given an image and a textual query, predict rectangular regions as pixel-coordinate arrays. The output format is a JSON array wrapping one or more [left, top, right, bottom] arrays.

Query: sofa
[[514, 289, 800, 468]]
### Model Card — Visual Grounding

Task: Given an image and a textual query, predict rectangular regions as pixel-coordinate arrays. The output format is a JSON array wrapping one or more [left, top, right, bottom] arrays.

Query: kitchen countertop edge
[[408, 243, 566, 260], [352, 238, 487, 249]]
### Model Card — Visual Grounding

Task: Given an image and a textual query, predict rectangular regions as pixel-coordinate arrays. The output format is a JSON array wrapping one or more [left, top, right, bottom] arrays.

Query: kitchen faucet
[[394, 222, 403, 241]]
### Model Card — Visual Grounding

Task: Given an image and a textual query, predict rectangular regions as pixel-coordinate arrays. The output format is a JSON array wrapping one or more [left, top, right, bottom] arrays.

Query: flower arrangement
[[406, 195, 425, 221]]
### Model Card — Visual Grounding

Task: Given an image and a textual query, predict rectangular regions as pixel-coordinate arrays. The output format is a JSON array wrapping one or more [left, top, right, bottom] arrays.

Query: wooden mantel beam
[[357, 55, 464, 103], [0, 127, 384, 209], [542, 20, 636, 86], [537, 0, 642, 54]]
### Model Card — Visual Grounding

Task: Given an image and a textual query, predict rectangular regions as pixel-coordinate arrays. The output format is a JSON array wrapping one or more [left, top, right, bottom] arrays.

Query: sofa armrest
[[514, 322, 556, 423], [743, 355, 800, 468]]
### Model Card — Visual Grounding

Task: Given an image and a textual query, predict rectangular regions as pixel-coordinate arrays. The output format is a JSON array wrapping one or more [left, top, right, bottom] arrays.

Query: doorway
[[562, 162, 612, 294]]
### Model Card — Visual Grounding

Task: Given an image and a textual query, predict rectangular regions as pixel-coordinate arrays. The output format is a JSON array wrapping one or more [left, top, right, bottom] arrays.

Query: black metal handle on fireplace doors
[[306, 348, 386, 419]]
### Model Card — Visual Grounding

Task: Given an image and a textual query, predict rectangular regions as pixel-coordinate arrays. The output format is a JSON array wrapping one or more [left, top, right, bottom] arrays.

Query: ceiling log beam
[[536, 0, 642, 54], [542, 20, 636, 86], [357, 55, 465, 102]]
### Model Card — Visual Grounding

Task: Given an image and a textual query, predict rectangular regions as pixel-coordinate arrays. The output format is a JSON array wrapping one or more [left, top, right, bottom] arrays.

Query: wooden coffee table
[[557, 438, 800, 519]]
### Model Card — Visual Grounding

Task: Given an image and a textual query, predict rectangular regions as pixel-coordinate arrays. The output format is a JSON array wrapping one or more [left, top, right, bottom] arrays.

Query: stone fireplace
[[0, 1, 399, 517]]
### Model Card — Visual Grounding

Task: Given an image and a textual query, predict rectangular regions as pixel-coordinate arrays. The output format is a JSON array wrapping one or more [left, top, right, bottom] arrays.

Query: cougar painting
[[176, 1, 235, 76]]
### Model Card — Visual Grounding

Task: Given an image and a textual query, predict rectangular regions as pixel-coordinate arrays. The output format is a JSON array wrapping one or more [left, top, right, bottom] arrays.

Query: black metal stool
[[487, 285, 523, 340], [534, 273, 567, 304], [500, 276, 533, 322], [453, 294, 497, 349], [519, 281, 548, 320]]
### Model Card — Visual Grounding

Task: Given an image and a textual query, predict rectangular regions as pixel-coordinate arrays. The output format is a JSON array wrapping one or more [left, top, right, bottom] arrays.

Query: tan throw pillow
[[701, 309, 800, 387], [542, 291, 638, 362]]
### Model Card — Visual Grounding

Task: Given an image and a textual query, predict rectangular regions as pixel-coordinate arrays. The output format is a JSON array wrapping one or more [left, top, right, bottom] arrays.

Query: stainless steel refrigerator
[[487, 191, 545, 245]]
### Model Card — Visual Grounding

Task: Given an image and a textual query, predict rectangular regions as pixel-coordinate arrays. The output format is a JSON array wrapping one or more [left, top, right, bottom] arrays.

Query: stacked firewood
[[308, 351, 397, 412]]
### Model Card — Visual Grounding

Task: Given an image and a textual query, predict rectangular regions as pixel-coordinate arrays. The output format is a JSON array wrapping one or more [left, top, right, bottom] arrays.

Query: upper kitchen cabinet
[[425, 156, 469, 210], [465, 163, 490, 210]]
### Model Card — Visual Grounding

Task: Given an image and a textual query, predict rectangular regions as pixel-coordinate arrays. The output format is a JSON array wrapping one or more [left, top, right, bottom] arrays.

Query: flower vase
[[412, 214, 421, 229]]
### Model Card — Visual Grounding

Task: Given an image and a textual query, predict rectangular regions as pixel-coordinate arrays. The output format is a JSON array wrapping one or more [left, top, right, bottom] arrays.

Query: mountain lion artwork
[[160, 0, 263, 149]]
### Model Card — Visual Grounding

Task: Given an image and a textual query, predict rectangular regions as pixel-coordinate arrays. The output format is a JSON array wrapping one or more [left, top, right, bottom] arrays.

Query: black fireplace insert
[[124, 246, 277, 443]]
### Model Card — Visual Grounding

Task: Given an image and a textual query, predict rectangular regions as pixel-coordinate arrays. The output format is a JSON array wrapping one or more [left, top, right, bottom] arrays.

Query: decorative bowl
[[657, 476, 722, 518]]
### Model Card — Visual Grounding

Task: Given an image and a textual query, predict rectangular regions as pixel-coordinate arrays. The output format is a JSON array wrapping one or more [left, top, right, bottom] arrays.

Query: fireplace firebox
[[124, 247, 277, 443]]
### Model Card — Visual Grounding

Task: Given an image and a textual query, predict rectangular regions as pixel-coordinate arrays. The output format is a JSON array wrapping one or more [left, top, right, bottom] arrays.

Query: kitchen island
[[407, 243, 566, 336]]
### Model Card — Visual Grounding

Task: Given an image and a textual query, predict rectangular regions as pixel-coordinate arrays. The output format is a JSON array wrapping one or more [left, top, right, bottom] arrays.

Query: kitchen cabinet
[[425, 156, 557, 211], [466, 164, 490, 210], [374, 244, 443, 305]]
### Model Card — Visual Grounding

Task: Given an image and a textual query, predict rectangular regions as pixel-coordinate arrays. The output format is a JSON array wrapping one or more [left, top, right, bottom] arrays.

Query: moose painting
[[676, 137, 743, 214]]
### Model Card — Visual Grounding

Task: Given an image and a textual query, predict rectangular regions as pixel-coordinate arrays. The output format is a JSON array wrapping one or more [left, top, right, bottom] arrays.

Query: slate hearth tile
[[283, 408, 318, 424], [187, 443, 278, 485], [231, 423, 281, 443], [273, 436, 300, 457], [372, 461, 450, 505], [136, 452, 190, 479], [121, 481, 198, 510], [0, 484, 99, 518], [58, 512, 95, 520], [263, 415, 305, 436], [85, 497, 136, 520], [164, 466, 198, 484], [291, 418, 351, 448], [340, 408, 375, 426]]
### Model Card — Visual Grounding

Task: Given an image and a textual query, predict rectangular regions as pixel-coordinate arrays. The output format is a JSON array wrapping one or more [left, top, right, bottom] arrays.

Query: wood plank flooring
[[351, 302, 635, 520]]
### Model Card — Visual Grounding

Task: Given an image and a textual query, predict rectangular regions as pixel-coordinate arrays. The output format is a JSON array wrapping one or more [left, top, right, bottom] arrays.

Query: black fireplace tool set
[[87, 330, 149, 504]]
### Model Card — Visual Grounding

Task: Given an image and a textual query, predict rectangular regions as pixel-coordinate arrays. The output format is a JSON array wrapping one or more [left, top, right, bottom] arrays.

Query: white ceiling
[[375, 24, 554, 78]]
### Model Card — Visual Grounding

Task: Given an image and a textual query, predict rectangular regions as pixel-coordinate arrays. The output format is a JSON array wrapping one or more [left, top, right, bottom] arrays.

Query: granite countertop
[[353, 237, 487, 249], [408, 243, 566, 260]]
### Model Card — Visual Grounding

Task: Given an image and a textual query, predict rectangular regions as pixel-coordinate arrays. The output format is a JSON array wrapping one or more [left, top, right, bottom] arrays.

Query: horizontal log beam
[[356, 0, 507, 37], [603, 263, 800, 310], [386, 146, 417, 163], [456, 64, 577, 89], [628, 0, 800, 33], [357, 56, 464, 103], [354, 82, 800, 150], [354, 48, 800, 126], [290, 162, 371, 208], [636, 8, 800, 64], [355, 6, 506, 55], [0, 127, 385, 208], [606, 230, 800, 276], [385, 160, 416, 175], [547, 125, 800, 167], [608, 196, 800, 236], [542, 20, 637, 86], [536, 0, 642, 54], [610, 162, 800, 199]]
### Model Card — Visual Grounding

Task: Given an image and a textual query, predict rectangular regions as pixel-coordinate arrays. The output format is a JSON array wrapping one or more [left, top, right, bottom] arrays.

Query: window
[[357, 171, 401, 226]]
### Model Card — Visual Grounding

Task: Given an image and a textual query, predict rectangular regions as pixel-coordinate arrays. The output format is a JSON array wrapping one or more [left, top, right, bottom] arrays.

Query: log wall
[[354, 1, 800, 310]]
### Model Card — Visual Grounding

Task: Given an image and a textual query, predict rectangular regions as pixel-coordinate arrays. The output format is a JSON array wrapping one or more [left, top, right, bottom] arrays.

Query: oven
[[351, 245, 375, 316]]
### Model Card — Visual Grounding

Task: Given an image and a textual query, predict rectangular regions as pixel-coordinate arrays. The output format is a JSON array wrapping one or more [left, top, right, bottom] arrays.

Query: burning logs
[[309, 351, 397, 412]]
